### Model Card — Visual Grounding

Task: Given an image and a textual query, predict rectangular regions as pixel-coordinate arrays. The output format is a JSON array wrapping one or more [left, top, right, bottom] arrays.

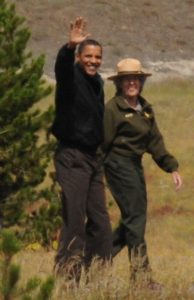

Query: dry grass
[[13, 77, 194, 299]]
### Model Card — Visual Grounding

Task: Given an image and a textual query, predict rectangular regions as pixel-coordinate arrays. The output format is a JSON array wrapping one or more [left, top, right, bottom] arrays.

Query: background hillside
[[11, 0, 194, 80]]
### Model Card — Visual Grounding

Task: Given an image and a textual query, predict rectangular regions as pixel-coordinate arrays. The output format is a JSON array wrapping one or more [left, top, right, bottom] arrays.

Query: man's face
[[76, 45, 102, 76]]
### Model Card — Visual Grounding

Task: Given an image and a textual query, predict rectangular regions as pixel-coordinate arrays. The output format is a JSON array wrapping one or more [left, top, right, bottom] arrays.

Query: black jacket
[[52, 44, 104, 154]]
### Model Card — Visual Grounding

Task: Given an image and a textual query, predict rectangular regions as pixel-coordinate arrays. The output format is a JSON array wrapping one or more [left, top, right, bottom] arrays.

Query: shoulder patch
[[144, 112, 152, 119]]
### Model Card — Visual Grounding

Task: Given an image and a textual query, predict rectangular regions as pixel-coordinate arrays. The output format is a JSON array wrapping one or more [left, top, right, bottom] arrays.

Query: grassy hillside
[[10, 0, 194, 78], [14, 78, 194, 299]]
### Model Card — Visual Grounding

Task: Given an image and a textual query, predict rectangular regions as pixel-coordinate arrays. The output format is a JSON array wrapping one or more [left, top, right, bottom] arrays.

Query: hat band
[[117, 70, 145, 75]]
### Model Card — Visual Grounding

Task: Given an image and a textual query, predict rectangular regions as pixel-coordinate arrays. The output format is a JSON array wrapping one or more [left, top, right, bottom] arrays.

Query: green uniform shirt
[[102, 95, 178, 173]]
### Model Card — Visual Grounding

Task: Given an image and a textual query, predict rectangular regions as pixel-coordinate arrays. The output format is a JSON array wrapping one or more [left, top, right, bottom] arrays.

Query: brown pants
[[54, 145, 112, 278]]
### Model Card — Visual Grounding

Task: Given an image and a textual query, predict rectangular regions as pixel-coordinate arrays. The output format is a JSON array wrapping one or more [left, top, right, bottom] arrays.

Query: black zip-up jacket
[[52, 44, 104, 154]]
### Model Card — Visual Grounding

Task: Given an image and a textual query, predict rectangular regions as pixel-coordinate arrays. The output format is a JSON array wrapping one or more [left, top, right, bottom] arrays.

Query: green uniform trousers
[[104, 153, 151, 279]]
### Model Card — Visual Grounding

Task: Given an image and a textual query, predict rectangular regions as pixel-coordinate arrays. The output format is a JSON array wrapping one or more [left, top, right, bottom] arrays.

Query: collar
[[115, 95, 151, 111]]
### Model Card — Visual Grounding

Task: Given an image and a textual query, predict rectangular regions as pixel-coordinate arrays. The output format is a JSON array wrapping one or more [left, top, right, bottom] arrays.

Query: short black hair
[[77, 39, 102, 55]]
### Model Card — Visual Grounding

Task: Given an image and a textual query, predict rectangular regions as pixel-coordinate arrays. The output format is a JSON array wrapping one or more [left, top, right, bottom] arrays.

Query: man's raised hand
[[68, 17, 90, 48]]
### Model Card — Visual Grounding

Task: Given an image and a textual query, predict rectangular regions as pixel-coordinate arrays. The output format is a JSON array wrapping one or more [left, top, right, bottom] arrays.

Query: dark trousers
[[54, 145, 112, 278], [104, 153, 151, 279]]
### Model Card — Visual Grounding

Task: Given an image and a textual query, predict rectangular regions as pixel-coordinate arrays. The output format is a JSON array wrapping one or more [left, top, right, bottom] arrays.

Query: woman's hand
[[172, 171, 182, 191]]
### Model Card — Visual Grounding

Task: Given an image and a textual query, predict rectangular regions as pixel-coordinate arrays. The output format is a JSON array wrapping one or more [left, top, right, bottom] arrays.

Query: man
[[52, 17, 112, 281]]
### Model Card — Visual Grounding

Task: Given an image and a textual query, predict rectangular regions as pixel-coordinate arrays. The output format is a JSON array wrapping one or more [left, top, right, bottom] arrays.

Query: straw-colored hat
[[107, 58, 152, 80]]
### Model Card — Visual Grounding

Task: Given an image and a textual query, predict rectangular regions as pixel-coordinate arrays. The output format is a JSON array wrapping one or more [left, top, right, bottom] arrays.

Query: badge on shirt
[[125, 113, 134, 118]]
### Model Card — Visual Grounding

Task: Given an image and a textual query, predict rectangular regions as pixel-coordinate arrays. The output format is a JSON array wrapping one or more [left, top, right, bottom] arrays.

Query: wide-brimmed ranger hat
[[107, 58, 152, 80]]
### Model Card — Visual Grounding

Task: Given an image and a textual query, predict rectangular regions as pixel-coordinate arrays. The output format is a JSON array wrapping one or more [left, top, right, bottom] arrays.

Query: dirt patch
[[150, 204, 194, 217]]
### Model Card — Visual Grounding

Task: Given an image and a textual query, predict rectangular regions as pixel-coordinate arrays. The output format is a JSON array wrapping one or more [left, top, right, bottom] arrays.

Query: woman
[[102, 58, 182, 288]]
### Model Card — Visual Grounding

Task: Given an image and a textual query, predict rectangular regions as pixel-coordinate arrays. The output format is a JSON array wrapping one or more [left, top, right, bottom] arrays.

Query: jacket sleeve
[[55, 44, 75, 85], [54, 44, 76, 114], [147, 113, 179, 172]]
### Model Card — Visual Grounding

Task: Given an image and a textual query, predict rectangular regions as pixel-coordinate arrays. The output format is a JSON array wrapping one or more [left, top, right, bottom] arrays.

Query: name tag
[[125, 113, 133, 118]]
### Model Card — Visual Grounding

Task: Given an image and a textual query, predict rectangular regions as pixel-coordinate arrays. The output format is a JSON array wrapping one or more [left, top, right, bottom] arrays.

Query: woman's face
[[120, 76, 142, 98]]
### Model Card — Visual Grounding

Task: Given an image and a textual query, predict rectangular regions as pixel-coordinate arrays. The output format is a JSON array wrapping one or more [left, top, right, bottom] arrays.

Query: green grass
[[14, 77, 194, 299]]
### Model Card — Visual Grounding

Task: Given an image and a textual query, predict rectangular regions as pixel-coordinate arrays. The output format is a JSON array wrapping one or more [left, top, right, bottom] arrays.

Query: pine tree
[[0, 0, 61, 244], [0, 230, 55, 300]]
